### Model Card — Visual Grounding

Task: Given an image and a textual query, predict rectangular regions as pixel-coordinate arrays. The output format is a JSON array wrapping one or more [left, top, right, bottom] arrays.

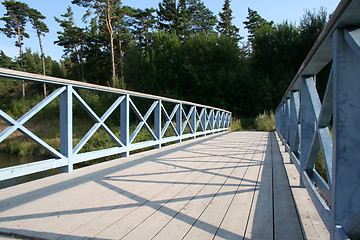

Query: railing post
[[191, 106, 196, 139], [331, 28, 360, 240], [300, 77, 317, 177], [60, 85, 73, 173], [280, 103, 286, 142], [120, 94, 129, 157], [176, 103, 182, 143], [289, 91, 300, 154], [284, 98, 290, 149], [202, 108, 207, 136], [154, 100, 162, 148], [210, 109, 214, 134]]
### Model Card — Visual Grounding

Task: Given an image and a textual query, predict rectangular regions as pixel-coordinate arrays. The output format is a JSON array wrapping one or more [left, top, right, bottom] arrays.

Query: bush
[[254, 112, 275, 131], [230, 118, 242, 131]]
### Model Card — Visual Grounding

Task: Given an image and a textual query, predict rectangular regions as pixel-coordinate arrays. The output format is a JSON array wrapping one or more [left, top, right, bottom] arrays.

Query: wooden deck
[[0, 131, 328, 240]]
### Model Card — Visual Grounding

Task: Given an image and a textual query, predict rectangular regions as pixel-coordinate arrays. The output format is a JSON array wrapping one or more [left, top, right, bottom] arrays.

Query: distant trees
[[0, 0, 330, 118], [217, 0, 240, 41], [157, 0, 217, 38], [0, 0, 50, 97], [55, 7, 86, 81]]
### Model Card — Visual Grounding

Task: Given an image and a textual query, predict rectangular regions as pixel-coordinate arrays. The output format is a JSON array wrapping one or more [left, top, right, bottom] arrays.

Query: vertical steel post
[[290, 91, 300, 153], [201, 108, 207, 136], [300, 77, 317, 176], [176, 103, 182, 143], [284, 98, 290, 147], [154, 100, 161, 148], [60, 85, 73, 172], [191, 106, 196, 139], [120, 94, 129, 157], [210, 109, 214, 134], [331, 28, 360, 240]]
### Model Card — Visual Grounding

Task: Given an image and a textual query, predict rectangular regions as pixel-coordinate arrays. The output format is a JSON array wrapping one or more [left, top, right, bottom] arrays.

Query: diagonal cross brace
[[129, 98, 157, 143], [161, 104, 179, 137], [0, 87, 66, 158], [72, 93, 125, 154]]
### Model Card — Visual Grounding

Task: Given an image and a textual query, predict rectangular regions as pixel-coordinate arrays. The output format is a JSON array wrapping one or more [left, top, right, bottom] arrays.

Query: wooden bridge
[[1, 0, 360, 239], [0, 131, 328, 239]]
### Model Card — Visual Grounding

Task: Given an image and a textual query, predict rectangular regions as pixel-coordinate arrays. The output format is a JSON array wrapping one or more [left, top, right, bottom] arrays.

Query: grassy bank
[[230, 112, 275, 132]]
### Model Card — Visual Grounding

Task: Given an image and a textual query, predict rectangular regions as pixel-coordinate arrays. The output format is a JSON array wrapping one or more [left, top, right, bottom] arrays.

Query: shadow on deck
[[0, 131, 328, 239]]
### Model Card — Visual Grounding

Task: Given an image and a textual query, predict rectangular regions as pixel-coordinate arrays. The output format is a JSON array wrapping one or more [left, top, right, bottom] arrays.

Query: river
[[0, 153, 60, 189]]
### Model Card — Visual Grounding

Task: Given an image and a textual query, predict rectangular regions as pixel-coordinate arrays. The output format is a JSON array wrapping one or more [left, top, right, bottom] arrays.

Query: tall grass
[[230, 118, 242, 131], [254, 111, 275, 131]]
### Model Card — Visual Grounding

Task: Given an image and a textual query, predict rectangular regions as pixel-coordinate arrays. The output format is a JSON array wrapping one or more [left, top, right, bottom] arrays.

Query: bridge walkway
[[0, 131, 328, 240]]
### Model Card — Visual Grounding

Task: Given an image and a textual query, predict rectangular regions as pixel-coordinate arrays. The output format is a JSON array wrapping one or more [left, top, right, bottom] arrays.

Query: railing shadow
[[0, 131, 251, 239], [251, 132, 304, 240]]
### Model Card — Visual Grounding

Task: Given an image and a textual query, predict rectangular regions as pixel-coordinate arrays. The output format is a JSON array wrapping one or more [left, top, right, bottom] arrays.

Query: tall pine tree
[[27, 7, 49, 96], [243, 8, 272, 42], [55, 7, 87, 81], [216, 0, 240, 41], [72, 0, 124, 84], [157, 0, 216, 38], [0, 0, 31, 97]]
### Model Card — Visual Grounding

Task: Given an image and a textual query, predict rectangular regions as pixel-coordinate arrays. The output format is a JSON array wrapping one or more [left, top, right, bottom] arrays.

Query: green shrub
[[254, 112, 275, 131], [230, 118, 242, 131]]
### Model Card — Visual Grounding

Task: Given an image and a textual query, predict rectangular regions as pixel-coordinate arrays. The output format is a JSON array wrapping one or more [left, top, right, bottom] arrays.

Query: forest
[[0, 0, 329, 119]]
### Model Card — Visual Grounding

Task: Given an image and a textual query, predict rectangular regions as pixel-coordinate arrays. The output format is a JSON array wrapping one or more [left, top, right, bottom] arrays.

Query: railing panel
[[0, 68, 231, 183], [275, 1, 360, 239]]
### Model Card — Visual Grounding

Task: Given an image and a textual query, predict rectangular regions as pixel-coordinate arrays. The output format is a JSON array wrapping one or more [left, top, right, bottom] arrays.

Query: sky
[[0, 0, 341, 61]]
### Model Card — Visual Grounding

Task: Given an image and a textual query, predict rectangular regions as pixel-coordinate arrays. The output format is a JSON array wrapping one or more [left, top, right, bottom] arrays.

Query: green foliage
[[243, 8, 272, 41], [230, 118, 242, 131], [0, 2, 330, 121], [254, 112, 275, 131], [217, 0, 240, 41], [157, 0, 217, 38]]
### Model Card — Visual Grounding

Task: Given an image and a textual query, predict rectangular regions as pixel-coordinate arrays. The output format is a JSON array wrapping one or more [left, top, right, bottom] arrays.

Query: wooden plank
[[151, 133, 252, 240], [243, 132, 273, 240], [0, 132, 328, 240], [272, 133, 304, 240], [0, 135, 224, 238], [214, 132, 267, 239], [120, 134, 248, 240], [275, 133, 330, 240], [92, 142, 236, 239], [182, 133, 262, 239]]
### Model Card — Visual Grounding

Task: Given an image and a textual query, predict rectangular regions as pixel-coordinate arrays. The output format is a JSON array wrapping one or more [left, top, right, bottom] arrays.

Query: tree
[[130, 8, 158, 46], [55, 7, 87, 81], [216, 0, 240, 41], [157, 0, 177, 32], [187, 0, 217, 34], [157, 0, 217, 38], [243, 8, 272, 42], [27, 7, 49, 96], [0, 0, 31, 97], [72, 0, 123, 83], [0, 50, 15, 69]]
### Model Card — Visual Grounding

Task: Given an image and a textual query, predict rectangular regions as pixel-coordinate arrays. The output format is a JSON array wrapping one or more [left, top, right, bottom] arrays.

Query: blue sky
[[0, 0, 340, 61]]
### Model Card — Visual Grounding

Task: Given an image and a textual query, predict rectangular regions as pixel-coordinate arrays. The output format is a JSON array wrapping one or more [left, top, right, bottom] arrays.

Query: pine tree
[[216, 0, 240, 41], [27, 7, 49, 96], [55, 7, 87, 81], [72, 0, 123, 83], [0, 0, 31, 97], [187, 0, 217, 34], [131, 8, 157, 46], [157, 0, 216, 38], [157, 0, 177, 32], [243, 8, 272, 41]]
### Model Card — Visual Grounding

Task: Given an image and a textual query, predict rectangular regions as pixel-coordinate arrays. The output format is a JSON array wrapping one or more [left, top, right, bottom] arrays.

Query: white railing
[[275, 0, 360, 239], [0, 68, 231, 181]]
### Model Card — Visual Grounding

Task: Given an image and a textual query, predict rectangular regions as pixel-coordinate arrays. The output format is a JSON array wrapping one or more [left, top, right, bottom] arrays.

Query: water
[[0, 153, 60, 189]]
